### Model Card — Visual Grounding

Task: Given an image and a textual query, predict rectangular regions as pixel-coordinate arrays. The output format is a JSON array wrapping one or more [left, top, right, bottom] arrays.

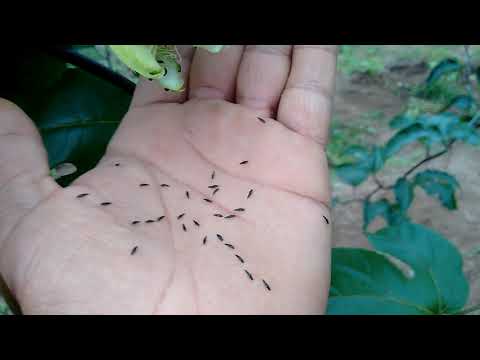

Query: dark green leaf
[[0, 50, 67, 114], [414, 170, 459, 210], [425, 58, 462, 87], [369, 146, 385, 173], [384, 124, 442, 158], [389, 114, 417, 130], [418, 113, 460, 138], [448, 122, 480, 145], [368, 222, 469, 314], [32, 68, 132, 186], [363, 199, 390, 231], [335, 163, 371, 187], [394, 178, 414, 212], [328, 248, 431, 315], [440, 95, 475, 114]]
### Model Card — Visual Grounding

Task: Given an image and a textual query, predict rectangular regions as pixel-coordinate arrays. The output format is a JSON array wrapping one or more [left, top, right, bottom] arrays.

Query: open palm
[[0, 45, 337, 314]]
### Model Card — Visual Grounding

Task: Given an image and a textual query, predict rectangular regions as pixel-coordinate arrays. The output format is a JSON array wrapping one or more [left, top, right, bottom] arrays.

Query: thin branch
[[41, 46, 136, 95]]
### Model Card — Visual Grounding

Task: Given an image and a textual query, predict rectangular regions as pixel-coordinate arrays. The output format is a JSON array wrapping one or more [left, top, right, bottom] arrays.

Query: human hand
[[0, 45, 337, 314]]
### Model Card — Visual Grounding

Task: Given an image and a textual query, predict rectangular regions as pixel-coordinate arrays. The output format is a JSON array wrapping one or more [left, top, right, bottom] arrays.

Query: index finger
[[277, 45, 338, 146]]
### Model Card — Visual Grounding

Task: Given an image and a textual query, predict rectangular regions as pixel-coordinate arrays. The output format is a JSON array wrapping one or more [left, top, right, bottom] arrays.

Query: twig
[[41, 46, 136, 95]]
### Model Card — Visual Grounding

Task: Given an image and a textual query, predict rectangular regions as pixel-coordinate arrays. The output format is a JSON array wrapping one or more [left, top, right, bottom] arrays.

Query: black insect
[[146, 220, 155, 224], [177, 213, 185, 220], [212, 188, 220, 196], [100, 202, 112, 206], [193, 220, 200, 227], [130, 246, 138, 255], [76, 193, 89, 198], [115, 163, 120, 167], [131, 221, 140, 225], [323, 216, 330, 225], [224, 243, 235, 250], [211, 171, 215, 180], [214, 214, 223, 218], [235, 254, 245, 264], [186, 191, 190, 199], [203, 236, 207, 245], [182, 224, 187, 232], [204, 198, 213, 203], [234, 208, 245, 212], [216, 234, 224, 242], [257, 117, 266, 124], [208, 185, 219, 189], [161, 184, 170, 188], [247, 189, 254, 199], [157, 216, 165, 222], [240, 161, 249, 165], [225, 215, 236, 219], [262, 279, 272, 291], [164, 88, 170, 92], [244, 270, 254, 281], [139, 183, 150, 187]]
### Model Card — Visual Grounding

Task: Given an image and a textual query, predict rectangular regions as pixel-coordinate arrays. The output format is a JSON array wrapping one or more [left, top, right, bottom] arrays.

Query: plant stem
[[41, 46, 136, 95]]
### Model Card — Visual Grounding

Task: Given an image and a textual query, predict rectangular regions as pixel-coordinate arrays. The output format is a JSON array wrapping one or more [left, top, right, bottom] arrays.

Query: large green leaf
[[31, 69, 131, 186], [384, 124, 442, 158], [328, 222, 469, 315], [394, 178, 414, 212], [368, 222, 469, 314], [414, 170, 459, 210], [328, 248, 431, 315], [425, 58, 462, 87], [0, 50, 67, 114]]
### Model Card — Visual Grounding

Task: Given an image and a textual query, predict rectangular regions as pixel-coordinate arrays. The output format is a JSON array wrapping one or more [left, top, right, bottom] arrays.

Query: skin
[[0, 45, 337, 315]]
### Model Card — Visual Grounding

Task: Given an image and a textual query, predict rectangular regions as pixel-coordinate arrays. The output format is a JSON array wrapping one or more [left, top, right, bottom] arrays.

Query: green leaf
[[335, 163, 371, 187], [414, 170, 459, 210], [343, 145, 370, 162], [0, 50, 67, 113], [31, 68, 131, 186], [363, 199, 390, 231], [425, 58, 462, 87], [384, 124, 442, 158], [447, 122, 480, 145], [389, 114, 417, 130], [369, 146, 385, 173], [418, 113, 460, 139], [394, 178, 414, 212], [328, 248, 431, 315], [368, 222, 469, 314], [440, 95, 475, 114]]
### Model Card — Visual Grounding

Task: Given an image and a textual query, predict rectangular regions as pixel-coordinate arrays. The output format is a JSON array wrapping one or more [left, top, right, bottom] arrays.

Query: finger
[[235, 45, 292, 118], [188, 45, 244, 101], [277, 45, 338, 145], [0, 98, 59, 240], [131, 46, 196, 107]]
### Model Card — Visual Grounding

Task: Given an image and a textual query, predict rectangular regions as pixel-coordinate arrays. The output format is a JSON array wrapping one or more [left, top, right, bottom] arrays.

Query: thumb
[[0, 98, 59, 244]]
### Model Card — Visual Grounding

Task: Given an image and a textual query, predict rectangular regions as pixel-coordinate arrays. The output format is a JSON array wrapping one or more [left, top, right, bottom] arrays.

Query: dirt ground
[[331, 53, 480, 311]]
